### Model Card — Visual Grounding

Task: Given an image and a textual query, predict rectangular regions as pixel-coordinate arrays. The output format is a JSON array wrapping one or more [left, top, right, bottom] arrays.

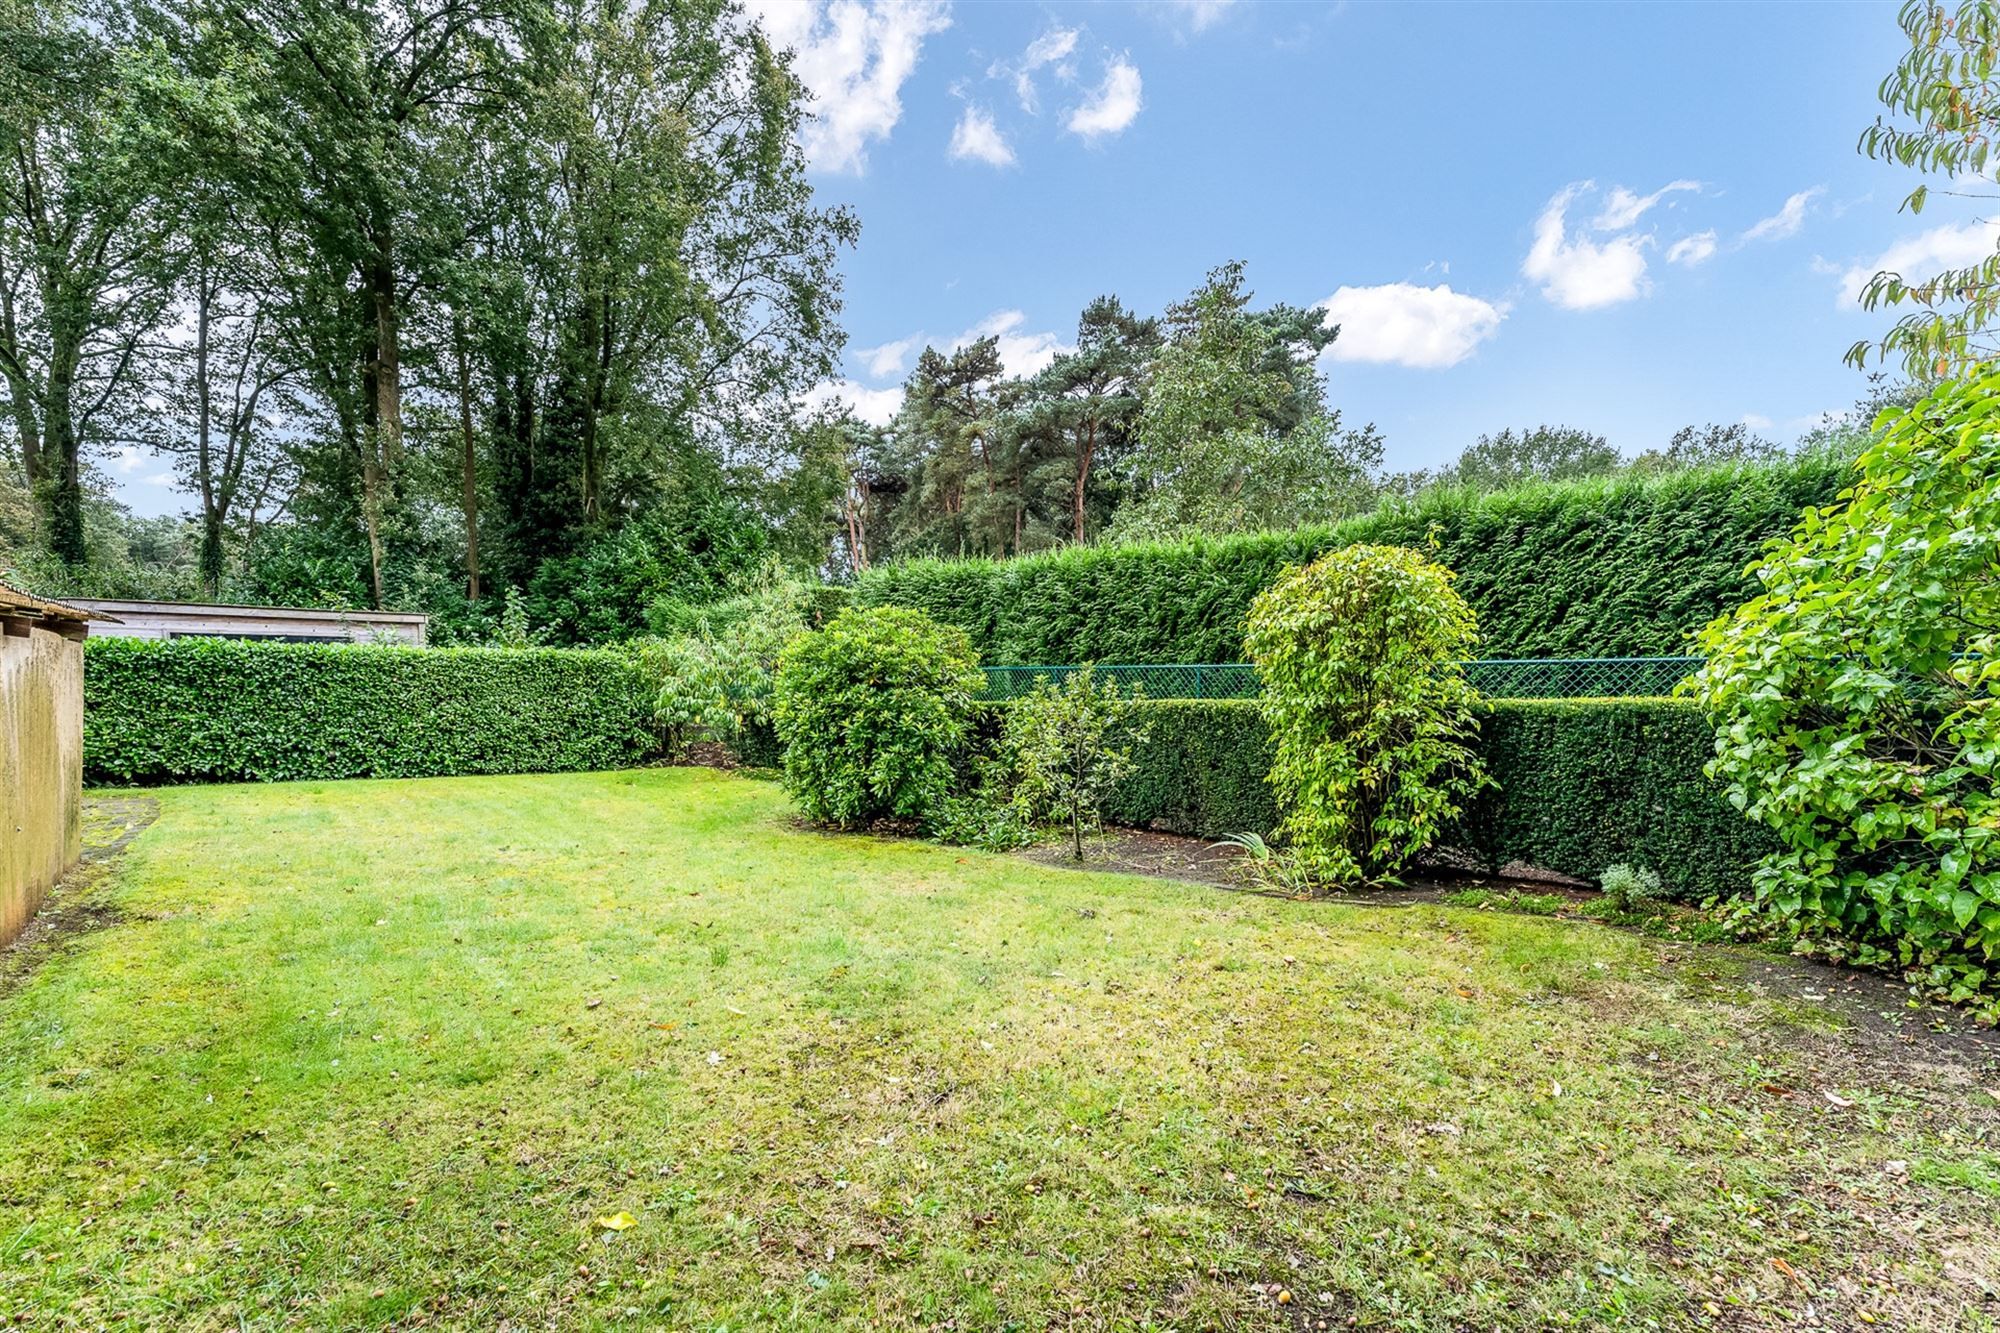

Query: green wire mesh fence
[[981, 657, 1703, 702]]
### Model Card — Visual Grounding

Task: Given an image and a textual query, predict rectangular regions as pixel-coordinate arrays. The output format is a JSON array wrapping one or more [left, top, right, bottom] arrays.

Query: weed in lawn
[[1445, 885, 1570, 915]]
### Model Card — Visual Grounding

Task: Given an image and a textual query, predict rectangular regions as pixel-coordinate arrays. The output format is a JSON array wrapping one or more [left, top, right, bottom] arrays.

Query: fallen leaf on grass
[[596, 1212, 637, 1231], [1824, 1091, 1855, 1109]]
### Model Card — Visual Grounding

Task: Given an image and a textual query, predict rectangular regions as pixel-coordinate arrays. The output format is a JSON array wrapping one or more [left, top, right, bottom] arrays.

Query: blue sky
[[97, 1, 2000, 511], [753, 0, 1999, 470]]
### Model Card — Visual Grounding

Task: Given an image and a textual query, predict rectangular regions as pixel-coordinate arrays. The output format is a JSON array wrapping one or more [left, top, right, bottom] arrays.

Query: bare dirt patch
[[0, 795, 157, 995]]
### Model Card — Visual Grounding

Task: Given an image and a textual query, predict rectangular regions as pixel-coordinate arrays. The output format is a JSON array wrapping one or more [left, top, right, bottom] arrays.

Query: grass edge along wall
[[1106, 698, 1770, 901], [853, 455, 1851, 664]]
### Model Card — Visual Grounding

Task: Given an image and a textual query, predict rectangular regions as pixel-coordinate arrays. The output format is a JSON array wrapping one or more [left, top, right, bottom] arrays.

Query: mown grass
[[2, 769, 1995, 1330]]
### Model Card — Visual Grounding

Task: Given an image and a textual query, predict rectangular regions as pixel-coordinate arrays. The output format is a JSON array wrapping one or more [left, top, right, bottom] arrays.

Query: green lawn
[[3, 770, 1995, 1331]]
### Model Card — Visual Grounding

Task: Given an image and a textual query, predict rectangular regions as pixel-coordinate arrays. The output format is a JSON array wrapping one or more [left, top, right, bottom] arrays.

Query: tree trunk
[[1074, 417, 1096, 544], [371, 249, 402, 467], [193, 276, 222, 597], [199, 514, 226, 598], [361, 243, 400, 611], [360, 463, 388, 610], [1072, 730, 1085, 861], [42, 359, 84, 564], [454, 319, 481, 601]]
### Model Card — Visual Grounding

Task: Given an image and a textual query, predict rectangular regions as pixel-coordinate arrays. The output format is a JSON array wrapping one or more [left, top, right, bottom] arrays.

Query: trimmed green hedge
[[854, 456, 1850, 663], [1105, 698, 1772, 900], [84, 638, 658, 784]]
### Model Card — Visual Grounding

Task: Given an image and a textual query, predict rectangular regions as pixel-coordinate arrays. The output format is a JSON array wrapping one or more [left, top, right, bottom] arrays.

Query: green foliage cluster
[[82, 638, 655, 785], [635, 569, 837, 757], [772, 607, 984, 828], [853, 453, 1851, 664], [1695, 370, 2000, 1011], [520, 496, 774, 645], [1091, 698, 1764, 902], [1244, 545, 1486, 884]]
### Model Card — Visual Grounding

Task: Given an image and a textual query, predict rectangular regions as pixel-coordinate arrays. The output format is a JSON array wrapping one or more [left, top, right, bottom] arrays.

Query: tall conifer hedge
[[854, 456, 1850, 663]]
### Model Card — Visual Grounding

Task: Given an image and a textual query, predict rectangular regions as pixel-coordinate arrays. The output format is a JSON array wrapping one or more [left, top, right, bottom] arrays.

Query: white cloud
[[106, 445, 151, 476], [806, 378, 903, 426], [1522, 183, 1652, 310], [1739, 412, 1775, 431], [1003, 26, 1078, 111], [948, 105, 1015, 167], [1023, 25, 1078, 67], [1591, 180, 1699, 231], [1836, 219, 2000, 308], [855, 336, 917, 379], [955, 309, 1070, 376], [1742, 187, 1823, 242], [1166, 0, 1237, 32], [746, 0, 951, 175], [1665, 230, 1718, 267], [1316, 283, 1506, 370], [1066, 57, 1143, 139]]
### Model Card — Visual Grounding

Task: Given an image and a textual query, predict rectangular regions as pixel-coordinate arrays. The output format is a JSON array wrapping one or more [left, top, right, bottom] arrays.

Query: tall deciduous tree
[[0, 0, 179, 563], [192, 0, 526, 607]]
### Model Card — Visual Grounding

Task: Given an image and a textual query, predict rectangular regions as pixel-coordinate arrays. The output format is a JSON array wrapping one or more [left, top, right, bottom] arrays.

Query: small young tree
[[1694, 369, 2000, 1010], [1002, 667, 1147, 860], [773, 606, 984, 827], [1244, 543, 1485, 885]]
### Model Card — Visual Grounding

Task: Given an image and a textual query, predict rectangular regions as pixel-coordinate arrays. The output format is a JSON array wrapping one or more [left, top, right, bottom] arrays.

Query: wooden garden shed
[[1, 582, 106, 946]]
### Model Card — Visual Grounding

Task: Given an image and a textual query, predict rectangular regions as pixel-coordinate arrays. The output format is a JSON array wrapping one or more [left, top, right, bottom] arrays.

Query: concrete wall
[[2, 623, 83, 946]]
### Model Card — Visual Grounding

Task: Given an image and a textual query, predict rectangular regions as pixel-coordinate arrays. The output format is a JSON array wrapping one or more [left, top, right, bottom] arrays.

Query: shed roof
[[0, 580, 117, 626], [62, 598, 425, 624]]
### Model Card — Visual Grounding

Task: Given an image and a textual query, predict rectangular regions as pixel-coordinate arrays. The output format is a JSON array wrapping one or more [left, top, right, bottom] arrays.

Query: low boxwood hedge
[[1105, 698, 1772, 900], [84, 638, 658, 784]]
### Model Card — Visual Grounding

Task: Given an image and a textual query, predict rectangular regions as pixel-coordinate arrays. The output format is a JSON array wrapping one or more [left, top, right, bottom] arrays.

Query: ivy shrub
[[1243, 544, 1486, 884], [1095, 698, 1762, 901], [1695, 371, 2000, 1012], [772, 607, 984, 828], [84, 638, 656, 784], [853, 453, 1848, 663]]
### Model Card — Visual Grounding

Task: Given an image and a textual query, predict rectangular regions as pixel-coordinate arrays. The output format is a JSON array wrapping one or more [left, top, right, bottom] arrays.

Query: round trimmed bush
[[1244, 543, 1486, 884], [772, 607, 984, 827]]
